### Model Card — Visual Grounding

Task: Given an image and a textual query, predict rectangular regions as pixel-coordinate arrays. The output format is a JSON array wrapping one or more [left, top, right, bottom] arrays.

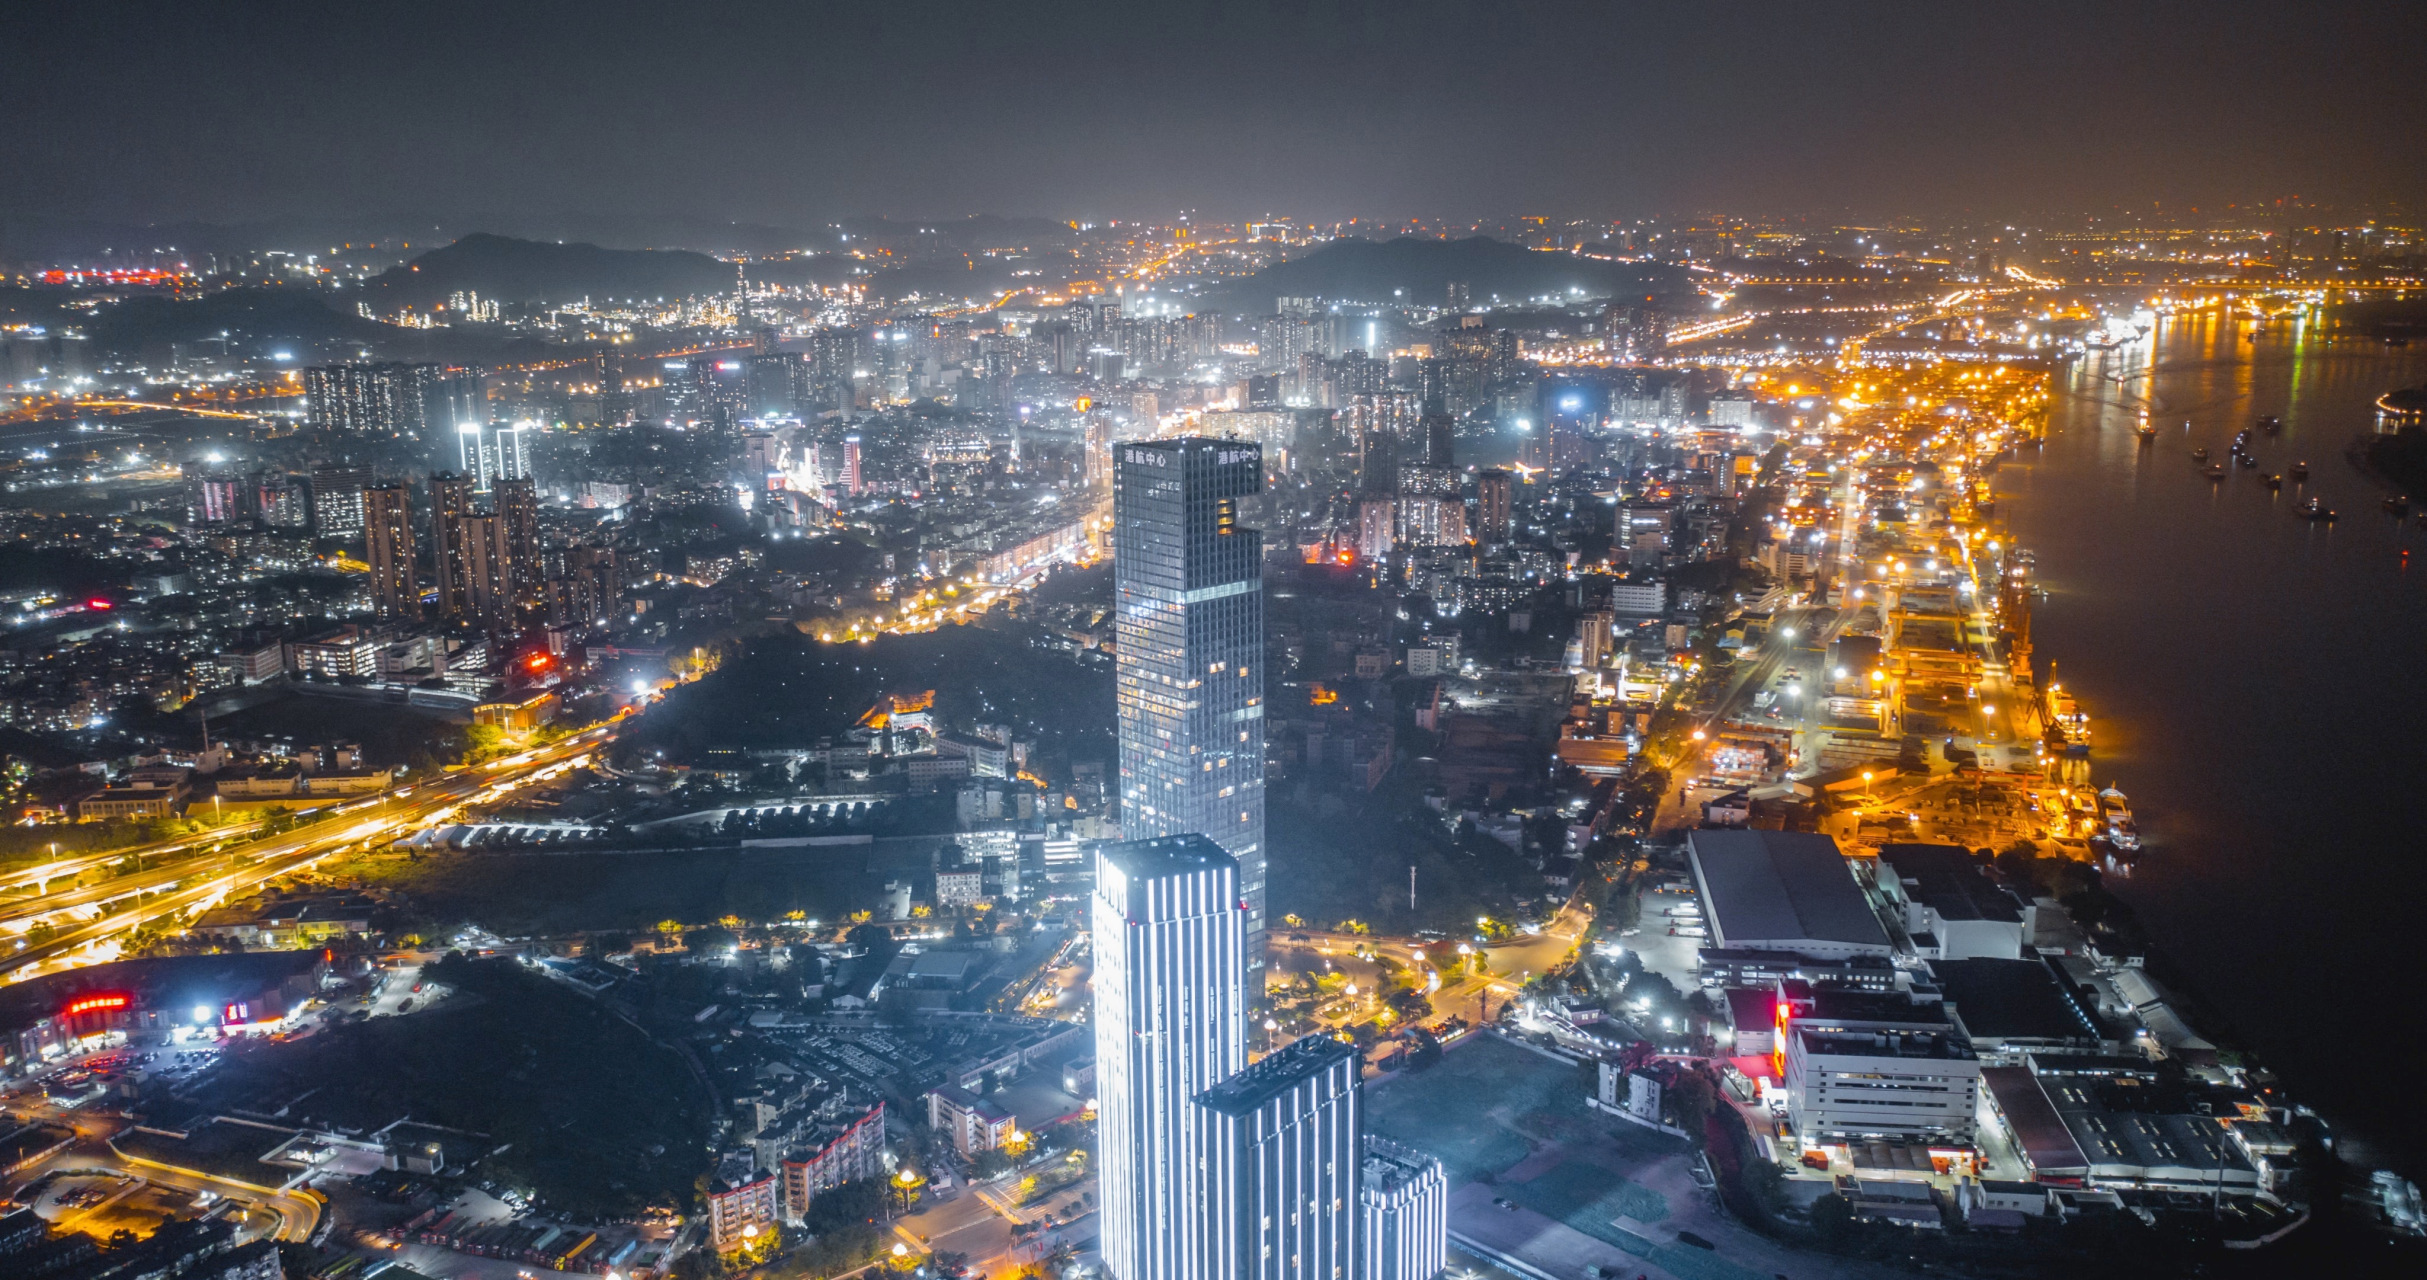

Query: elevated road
[[1, 726, 614, 980]]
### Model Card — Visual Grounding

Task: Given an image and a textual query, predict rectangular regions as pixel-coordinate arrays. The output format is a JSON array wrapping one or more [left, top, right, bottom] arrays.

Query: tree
[[1664, 1069, 1717, 1137], [1808, 1192, 1854, 1244]]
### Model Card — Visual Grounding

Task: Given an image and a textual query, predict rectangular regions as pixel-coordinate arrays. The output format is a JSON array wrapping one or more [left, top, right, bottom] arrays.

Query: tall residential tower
[[1114, 439, 1268, 964], [363, 482, 418, 621]]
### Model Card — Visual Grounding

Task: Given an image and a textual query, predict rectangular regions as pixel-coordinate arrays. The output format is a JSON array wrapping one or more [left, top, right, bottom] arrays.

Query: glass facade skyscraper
[[1114, 438, 1268, 964], [1093, 836, 1247, 1280]]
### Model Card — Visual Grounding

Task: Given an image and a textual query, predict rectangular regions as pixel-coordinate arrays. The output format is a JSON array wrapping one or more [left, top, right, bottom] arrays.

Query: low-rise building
[[0, 952, 329, 1075], [78, 779, 186, 820], [927, 1084, 1017, 1155]]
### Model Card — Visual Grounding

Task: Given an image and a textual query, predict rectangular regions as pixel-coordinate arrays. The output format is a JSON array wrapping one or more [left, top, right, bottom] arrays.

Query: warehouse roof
[[1687, 830, 1891, 952], [1931, 957, 2109, 1043]]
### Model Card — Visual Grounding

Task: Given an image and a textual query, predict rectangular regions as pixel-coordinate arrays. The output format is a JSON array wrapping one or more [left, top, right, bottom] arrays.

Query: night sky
[[4, 0, 2423, 226]]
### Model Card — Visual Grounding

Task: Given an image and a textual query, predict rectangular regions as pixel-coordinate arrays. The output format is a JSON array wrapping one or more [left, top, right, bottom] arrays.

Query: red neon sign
[[65, 993, 129, 1016]]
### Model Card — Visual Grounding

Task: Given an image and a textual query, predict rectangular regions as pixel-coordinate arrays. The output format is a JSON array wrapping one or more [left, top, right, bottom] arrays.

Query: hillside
[[1205, 235, 1682, 315], [86, 286, 388, 356], [364, 232, 736, 308]]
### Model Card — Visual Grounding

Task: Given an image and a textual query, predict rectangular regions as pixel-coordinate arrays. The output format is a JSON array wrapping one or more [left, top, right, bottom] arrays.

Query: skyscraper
[[1114, 438, 1268, 964], [184, 463, 249, 526], [364, 482, 418, 622], [1093, 836, 1246, 1280], [1196, 1034, 1363, 1280]]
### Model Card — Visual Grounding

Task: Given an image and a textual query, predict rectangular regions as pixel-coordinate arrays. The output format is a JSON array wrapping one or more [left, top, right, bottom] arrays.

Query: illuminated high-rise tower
[[1196, 1034, 1363, 1280], [1093, 835, 1246, 1280], [1114, 438, 1268, 965]]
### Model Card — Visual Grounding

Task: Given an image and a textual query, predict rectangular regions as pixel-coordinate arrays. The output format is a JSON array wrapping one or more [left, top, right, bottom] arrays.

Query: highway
[[0, 725, 615, 980], [0, 821, 273, 898]]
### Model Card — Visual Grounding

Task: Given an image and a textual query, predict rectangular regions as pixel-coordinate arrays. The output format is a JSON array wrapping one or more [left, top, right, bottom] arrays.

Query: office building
[[309, 464, 370, 537], [1475, 469, 1512, 544], [1114, 439, 1269, 963], [363, 483, 418, 621], [1197, 1034, 1362, 1280], [1093, 836, 1246, 1280], [841, 436, 863, 494], [1357, 1137, 1448, 1280]]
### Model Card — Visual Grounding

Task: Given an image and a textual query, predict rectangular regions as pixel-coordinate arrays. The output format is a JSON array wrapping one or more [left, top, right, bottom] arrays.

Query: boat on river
[[2291, 461, 2310, 481], [2259, 415, 2282, 434], [2263, 473, 2283, 490], [2386, 495, 2411, 516], [2098, 785, 2141, 852], [2192, 446, 2210, 461], [2206, 465, 2227, 480], [2299, 496, 2338, 521]]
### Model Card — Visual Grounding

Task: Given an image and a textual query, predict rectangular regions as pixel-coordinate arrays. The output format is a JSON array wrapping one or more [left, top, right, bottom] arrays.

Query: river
[[1999, 305, 2427, 1171]]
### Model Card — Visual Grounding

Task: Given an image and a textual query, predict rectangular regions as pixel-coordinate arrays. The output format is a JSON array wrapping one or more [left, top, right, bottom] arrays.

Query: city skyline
[[6, 10, 2427, 1271]]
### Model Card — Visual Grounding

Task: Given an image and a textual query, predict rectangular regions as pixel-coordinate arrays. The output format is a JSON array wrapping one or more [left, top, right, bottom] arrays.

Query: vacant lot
[[187, 957, 709, 1217]]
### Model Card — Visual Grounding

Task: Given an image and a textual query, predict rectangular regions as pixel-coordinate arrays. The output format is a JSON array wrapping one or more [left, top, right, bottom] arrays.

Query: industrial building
[[1687, 830, 1893, 960], [1778, 982, 1981, 1148], [1873, 843, 2035, 960]]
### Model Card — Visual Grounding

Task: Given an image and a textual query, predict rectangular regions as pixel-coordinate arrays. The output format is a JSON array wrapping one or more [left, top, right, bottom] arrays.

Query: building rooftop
[[1930, 957, 2108, 1044], [1688, 830, 1891, 952], [1877, 843, 2026, 924], [1096, 833, 1237, 882], [1195, 1033, 1356, 1117], [1796, 1026, 1976, 1062]]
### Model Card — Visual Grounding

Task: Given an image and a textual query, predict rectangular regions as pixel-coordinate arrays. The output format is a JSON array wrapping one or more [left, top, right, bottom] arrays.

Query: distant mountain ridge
[[365, 233, 737, 308], [1204, 235, 1683, 315]]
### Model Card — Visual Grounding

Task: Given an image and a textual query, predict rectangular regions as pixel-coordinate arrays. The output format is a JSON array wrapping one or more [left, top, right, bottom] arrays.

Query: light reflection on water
[[2001, 307, 2427, 1166]]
